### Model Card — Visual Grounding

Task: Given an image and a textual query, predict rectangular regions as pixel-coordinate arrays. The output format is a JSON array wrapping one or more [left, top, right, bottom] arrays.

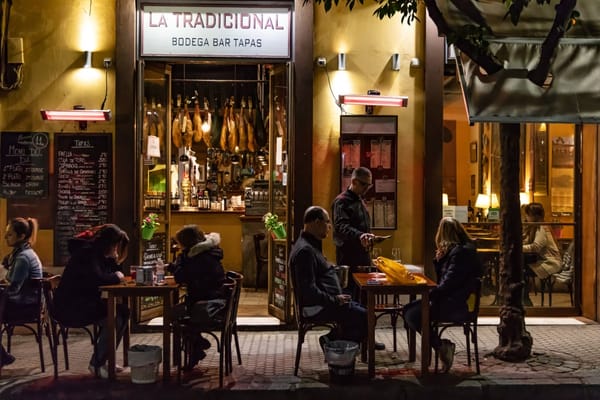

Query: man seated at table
[[289, 206, 367, 350]]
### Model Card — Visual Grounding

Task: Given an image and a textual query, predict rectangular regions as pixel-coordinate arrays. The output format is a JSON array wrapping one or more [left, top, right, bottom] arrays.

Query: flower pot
[[141, 226, 156, 240], [272, 224, 287, 239]]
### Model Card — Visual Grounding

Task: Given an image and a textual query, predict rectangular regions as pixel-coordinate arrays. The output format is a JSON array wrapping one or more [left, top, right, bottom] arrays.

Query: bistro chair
[[0, 287, 9, 376], [42, 275, 100, 379], [173, 279, 236, 387], [1, 278, 51, 373], [374, 294, 405, 352], [225, 270, 244, 369], [432, 278, 482, 374], [289, 264, 339, 376], [253, 233, 268, 290]]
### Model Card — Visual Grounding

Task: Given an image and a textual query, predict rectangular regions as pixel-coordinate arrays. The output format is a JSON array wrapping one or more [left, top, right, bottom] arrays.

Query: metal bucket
[[335, 265, 349, 288]]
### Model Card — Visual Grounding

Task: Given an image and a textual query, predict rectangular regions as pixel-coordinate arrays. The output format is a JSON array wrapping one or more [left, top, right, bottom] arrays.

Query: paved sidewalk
[[1, 320, 600, 399]]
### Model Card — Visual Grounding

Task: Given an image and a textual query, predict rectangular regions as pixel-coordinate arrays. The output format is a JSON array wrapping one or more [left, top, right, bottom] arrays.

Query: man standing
[[289, 206, 367, 349], [332, 167, 386, 350]]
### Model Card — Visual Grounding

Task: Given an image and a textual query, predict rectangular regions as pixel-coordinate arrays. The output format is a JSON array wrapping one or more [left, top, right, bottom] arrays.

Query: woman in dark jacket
[[404, 217, 483, 372], [1, 217, 43, 366], [54, 224, 129, 378], [171, 224, 226, 369]]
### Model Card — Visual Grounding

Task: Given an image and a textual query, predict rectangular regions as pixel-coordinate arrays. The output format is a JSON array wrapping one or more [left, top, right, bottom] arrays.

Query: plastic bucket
[[128, 344, 162, 384], [324, 340, 359, 383]]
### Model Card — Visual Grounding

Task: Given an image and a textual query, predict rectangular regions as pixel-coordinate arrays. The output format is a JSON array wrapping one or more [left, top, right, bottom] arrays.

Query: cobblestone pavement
[[1, 322, 600, 399]]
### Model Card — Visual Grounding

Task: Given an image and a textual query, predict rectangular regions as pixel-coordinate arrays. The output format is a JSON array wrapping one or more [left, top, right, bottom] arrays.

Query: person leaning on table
[[403, 217, 483, 373], [53, 224, 129, 378], [0, 217, 43, 367], [522, 202, 562, 280], [289, 206, 367, 352]]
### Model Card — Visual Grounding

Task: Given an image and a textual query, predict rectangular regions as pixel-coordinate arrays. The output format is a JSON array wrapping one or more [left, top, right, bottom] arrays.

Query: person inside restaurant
[[170, 224, 226, 370], [0, 217, 43, 367], [289, 205, 367, 352], [522, 202, 562, 280], [53, 224, 129, 378], [403, 217, 483, 373]]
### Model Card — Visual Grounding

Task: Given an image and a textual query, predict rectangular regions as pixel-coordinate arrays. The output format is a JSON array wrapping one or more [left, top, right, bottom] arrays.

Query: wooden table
[[353, 272, 436, 378], [100, 281, 179, 381]]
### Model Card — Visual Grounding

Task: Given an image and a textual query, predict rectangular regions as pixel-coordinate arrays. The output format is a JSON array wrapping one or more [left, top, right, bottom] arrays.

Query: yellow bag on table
[[373, 256, 428, 285]]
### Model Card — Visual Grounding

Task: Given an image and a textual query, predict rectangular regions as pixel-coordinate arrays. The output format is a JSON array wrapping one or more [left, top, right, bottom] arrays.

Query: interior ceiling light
[[40, 109, 112, 121], [339, 94, 408, 107]]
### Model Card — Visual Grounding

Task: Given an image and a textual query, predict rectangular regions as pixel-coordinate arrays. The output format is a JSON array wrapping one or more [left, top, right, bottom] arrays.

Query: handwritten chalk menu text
[[142, 232, 167, 267], [0, 132, 49, 198], [54, 134, 112, 265]]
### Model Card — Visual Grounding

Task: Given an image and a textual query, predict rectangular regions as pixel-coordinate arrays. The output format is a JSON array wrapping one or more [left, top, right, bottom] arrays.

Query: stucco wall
[[313, 4, 425, 264]]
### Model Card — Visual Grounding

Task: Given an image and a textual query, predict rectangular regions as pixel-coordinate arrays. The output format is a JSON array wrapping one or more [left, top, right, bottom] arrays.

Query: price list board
[[0, 132, 49, 198], [54, 133, 112, 265], [269, 239, 289, 320]]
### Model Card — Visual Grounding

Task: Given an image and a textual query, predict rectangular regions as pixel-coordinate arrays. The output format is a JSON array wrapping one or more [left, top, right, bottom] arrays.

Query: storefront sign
[[141, 5, 291, 58]]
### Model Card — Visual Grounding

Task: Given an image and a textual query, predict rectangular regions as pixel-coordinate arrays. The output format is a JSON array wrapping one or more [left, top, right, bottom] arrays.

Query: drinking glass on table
[[371, 248, 382, 272], [391, 248, 402, 263]]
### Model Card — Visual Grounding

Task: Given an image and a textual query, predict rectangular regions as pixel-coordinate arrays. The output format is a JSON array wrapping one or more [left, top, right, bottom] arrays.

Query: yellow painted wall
[[313, 5, 425, 263], [0, 0, 116, 266]]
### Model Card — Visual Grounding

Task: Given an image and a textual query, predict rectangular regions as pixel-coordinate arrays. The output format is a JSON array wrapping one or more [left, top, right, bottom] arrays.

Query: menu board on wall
[[0, 132, 49, 198], [54, 133, 112, 265], [142, 232, 167, 266]]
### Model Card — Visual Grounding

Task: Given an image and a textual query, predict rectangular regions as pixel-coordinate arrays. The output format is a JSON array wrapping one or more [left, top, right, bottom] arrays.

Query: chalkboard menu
[[142, 232, 167, 266], [54, 133, 112, 265], [270, 239, 288, 314], [0, 132, 49, 198]]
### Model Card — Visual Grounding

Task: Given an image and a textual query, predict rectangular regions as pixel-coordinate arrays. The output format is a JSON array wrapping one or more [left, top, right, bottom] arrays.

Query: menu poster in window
[[142, 232, 167, 266], [0, 132, 49, 198], [271, 240, 287, 310], [54, 133, 112, 266]]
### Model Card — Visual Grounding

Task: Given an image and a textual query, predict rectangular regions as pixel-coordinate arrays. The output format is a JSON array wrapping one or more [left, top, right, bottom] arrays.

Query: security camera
[[316, 57, 327, 67]]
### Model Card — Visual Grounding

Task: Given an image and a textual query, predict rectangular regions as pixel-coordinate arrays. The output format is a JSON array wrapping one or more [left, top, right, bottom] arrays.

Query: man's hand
[[360, 233, 375, 248], [115, 271, 125, 282], [336, 294, 351, 306]]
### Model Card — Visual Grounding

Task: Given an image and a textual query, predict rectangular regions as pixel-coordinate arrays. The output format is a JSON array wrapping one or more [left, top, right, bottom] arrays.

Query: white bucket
[[128, 345, 162, 384]]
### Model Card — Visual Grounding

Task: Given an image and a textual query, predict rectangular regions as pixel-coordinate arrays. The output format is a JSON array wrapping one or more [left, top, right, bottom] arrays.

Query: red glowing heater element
[[40, 109, 112, 121], [339, 94, 408, 107]]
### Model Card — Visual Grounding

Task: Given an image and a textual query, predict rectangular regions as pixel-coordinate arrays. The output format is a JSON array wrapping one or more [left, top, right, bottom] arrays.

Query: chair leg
[[36, 322, 45, 372], [464, 325, 471, 367], [294, 328, 306, 376], [473, 324, 480, 374], [234, 328, 242, 365], [567, 282, 574, 306], [390, 313, 398, 353], [61, 328, 70, 370]]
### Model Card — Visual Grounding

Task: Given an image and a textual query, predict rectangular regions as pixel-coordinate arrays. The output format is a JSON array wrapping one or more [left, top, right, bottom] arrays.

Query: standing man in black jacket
[[289, 206, 367, 349]]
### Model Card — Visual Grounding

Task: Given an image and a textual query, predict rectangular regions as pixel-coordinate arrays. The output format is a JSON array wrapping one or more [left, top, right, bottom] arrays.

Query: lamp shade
[[475, 194, 490, 209], [520, 192, 530, 205], [442, 193, 449, 207], [490, 193, 500, 208]]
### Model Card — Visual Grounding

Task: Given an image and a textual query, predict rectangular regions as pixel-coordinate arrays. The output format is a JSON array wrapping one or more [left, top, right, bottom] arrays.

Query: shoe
[[198, 336, 211, 350], [88, 364, 109, 379], [375, 341, 386, 351], [184, 349, 206, 371], [319, 334, 331, 352], [1, 352, 15, 367], [438, 339, 456, 373]]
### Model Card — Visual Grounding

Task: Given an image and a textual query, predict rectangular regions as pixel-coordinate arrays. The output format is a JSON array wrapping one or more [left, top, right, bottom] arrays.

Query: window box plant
[[141, 213, 160, 240], [263, 212, 286, 239]]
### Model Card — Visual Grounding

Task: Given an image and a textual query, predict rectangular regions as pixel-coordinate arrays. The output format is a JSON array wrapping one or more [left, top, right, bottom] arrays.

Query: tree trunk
[[493, 123, 533, 362]]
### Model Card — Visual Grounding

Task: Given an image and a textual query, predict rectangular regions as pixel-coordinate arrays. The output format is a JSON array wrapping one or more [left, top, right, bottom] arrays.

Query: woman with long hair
[[403, 217, 483, 373], [1, 217, 43, 366], [54, 224, 129, 378], [523, 202, 562, 279]]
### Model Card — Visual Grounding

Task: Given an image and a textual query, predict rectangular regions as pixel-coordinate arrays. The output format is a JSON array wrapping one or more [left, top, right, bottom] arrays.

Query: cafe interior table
[[100, 281, 179, 381], [353, 272, 437, 378]]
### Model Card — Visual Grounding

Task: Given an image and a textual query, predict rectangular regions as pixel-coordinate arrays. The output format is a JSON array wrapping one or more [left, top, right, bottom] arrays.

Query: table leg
[[107, 294, 117, 380], [408, 294, 416, 362], [162, 291, 173, 382], [367, 291, 375, 378], [123, 295, 130, 367], [420, 291, 430, 375]]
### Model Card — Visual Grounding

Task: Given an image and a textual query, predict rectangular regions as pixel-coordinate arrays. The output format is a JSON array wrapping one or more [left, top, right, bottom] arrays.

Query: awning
[[441, 1, 600, 123]]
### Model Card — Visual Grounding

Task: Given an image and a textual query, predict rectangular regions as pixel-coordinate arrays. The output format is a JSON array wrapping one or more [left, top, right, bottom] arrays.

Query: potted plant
[[263, 212, 286, 239], [141, 213, 160, 240]]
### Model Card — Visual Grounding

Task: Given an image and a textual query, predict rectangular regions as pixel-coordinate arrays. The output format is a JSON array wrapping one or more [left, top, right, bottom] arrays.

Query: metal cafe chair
[[253, 233, 268, 290], [432, 278, 482, 374], [1, 278, 51, 373], [225, 271, 244, 369]]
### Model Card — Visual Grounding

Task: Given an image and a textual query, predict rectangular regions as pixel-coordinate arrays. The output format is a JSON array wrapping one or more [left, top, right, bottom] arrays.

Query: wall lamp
[[339, 94, 408, 107], [83, 51, 93, 68], [338, 53, 346, 70], [40, 109, 112, 121], [391, 53, 400, 71]]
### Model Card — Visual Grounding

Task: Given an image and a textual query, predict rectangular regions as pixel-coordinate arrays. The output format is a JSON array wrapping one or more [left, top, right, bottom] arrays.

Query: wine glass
[[371, 247, 382, 272], [392, 248, 402, 263]]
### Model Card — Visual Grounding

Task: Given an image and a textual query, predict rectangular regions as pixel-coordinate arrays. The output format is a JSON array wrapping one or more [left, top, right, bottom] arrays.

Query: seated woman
[[53, 224, 129, 378], [403, 217, 483, 373], [522, 202, 562, 281], [1, 217, 43, 367], [171, 224, 226, 369]]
